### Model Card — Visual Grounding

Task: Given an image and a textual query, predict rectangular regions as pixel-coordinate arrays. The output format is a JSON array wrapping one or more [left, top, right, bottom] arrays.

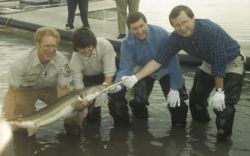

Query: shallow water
[[1, 0, 250, 154], [0, 27, 250, 156]]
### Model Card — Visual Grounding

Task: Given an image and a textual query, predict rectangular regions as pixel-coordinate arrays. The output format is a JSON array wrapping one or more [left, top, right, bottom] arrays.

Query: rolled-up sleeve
[[7, 60, 25, 88]]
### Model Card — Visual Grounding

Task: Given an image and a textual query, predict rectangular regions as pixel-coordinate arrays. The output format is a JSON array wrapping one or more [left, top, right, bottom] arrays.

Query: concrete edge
[[0, 15, 249, 70]]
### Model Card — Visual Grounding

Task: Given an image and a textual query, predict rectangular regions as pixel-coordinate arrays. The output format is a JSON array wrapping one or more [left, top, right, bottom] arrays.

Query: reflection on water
[[1, 2, 250, 154]]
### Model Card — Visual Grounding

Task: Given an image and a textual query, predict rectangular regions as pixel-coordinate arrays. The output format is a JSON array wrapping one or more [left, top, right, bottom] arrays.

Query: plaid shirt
[[155, 19, 240, 77]]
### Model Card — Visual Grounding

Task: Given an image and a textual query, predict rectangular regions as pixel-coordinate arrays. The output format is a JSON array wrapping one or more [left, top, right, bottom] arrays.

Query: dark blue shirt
[[155, 19, 240, 77]]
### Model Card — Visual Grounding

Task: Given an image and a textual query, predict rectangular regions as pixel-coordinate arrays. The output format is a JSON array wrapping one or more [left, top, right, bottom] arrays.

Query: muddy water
[[0, 27, 250, 156], [1, 0, 250, 154]]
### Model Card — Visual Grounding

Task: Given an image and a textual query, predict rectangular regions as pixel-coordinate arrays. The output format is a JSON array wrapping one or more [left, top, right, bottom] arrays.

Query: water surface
[[1, 0, 250, 155]]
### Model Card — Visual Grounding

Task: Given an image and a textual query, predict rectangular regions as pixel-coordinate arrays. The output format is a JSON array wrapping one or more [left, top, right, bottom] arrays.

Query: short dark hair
[[126, 12, 147, 29], [72, 27, 97, 52], [169, 5, 194, 26]]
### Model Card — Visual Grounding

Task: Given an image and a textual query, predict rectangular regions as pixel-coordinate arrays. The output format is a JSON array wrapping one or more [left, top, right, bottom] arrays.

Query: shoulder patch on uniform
[[61, 64, 70, 77]]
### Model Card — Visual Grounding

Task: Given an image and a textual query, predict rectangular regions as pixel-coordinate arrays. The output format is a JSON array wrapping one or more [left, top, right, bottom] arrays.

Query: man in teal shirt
[[108, 12, 188, 127]]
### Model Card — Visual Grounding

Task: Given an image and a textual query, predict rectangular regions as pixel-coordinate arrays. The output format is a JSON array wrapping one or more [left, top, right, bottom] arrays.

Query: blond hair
[[34, 27, 60, 43]]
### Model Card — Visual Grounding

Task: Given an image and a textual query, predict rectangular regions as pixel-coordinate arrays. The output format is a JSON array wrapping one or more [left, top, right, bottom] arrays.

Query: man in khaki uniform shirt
[[3, 27, 71, 132]]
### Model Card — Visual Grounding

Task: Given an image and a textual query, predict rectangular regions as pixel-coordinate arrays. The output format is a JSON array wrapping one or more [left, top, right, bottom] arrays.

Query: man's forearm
[[135, 60, 162, 80], [215, 77, 224, 89]]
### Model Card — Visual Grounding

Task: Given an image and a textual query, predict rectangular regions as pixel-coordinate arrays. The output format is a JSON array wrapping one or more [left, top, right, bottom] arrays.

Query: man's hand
[[57, 85, 69, 98], [208, 89, 225, 111], [167, 89, 180, 107], [74, 97, 91, 111], [121, 75, 138, 89]]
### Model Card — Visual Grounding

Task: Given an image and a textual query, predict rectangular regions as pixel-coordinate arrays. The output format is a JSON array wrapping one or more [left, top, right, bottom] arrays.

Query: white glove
[[184, 99, 189, 106], [208, 89, 225, 111], [167, 89, 180, 107], [121, 75, 138, 89], [108, 85, 122, 94], [94, 93, 108, 107]]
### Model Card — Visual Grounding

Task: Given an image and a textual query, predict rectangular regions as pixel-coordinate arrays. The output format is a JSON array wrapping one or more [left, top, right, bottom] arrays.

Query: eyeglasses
[[172, 18, 192, 30], [42, 44, 58, 50]]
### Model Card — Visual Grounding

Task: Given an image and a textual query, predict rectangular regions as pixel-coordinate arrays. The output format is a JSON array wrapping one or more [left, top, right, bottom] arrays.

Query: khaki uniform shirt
[[7, 47, 71, 88], [70, 37, 117, 90]]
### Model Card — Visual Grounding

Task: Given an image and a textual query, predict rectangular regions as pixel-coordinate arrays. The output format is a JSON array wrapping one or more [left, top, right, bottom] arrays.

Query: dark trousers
[[66, 0, 89, 27], [189, 69, 244, 135], [108, 74, 189, 126]]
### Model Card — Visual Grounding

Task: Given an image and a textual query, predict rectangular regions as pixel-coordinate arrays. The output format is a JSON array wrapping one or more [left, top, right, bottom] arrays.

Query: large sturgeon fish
[[9, 81, 123, 136]]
